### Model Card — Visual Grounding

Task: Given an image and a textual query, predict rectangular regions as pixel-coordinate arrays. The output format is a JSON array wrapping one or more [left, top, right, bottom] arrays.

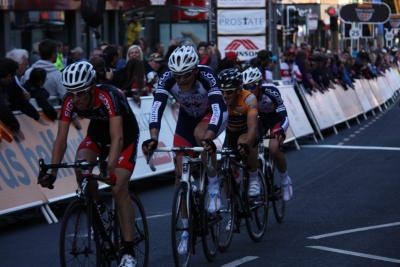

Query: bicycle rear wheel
[[128, 193, 149, 267], [60, 199, 100, 267], [201, 189, 219, 262], [245, 169, 268, 242], [217, 170, 235, 252], [171, 182, 192, 267], [269, 160, 285, 223]]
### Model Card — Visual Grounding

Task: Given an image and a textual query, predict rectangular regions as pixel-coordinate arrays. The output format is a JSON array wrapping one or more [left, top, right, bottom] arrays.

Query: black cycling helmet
[[218, 68, 242, 91]]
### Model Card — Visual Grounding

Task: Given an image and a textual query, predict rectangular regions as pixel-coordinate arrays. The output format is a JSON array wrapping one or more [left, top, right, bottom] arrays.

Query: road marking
[[354, 130, 361, 134], [146, 212, 171, 220], [302, 145, 400, 151], [307, 221, 400, 239], [336, 142, 344, 145], [221, 256, 259, 267], [306, 246, 400, 264], [349, 134, 356, 138], [343, 138, 350, 142]]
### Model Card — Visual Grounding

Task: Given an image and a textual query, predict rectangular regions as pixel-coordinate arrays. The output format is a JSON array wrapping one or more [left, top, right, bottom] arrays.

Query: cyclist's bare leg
[[194, 121, 217, 177], [111, 167, 135, 242], [237, 134, 258, 172], [75, 148, 99, 201], [269, 138, 287, 172]]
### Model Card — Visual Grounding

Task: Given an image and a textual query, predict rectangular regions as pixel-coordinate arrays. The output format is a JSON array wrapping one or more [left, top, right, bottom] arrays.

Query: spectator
[[23, 39, 66, 105], [0, 58, 45, 141], [145, 52, 164, 92], [89, 56, 109, 84], [24, 68, 58, 121], [70, 46, 85, 63], [113, 58, 146, 104], [6, 48, 31, 99], [30, 42, 40, 65], [217, 51, 241, 72], [126, 44, 143, 61], [55, 42, 65, 70]]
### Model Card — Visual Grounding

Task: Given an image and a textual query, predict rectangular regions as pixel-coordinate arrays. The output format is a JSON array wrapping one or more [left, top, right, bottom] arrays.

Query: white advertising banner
[[332, 84, 363, 119], [359, 79, 379, 109], [217, 9, 266, 34], [217, 0, 266, 7], [353, 79, 373, 112], [324, 88, 348, 124], [303, 90, 335, 130], [128, 97, 176, 179], [218, 36, 265, 61], [277, 85, 314, 138]]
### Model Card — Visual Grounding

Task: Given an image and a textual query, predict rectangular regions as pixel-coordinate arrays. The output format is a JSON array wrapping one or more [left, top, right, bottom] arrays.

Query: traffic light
[[288, 9, 299, 29], [330, 16, 338, 32], [326, 6, 338, 32]]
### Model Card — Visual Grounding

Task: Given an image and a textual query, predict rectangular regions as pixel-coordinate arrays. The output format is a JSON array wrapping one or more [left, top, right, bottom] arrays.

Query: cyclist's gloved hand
[[201, 139, 217, 154], [38, 173, 56, 189], [142, 138, 158, 157], [237, 143, 249, 157]]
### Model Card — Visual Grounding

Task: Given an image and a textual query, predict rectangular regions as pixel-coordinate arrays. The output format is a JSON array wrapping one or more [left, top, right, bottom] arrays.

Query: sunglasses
[[71, 87, 91, 97], [222, 89, 236, 95], [173, 71, 193, 81], [242, 84, 258, 91]]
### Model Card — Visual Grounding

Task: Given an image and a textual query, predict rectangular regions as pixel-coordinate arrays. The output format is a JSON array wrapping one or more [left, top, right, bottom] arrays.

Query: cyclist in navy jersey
[[38, 62, 139, 267], [142, 45, 227, 255], [242, 67, 293, 201]]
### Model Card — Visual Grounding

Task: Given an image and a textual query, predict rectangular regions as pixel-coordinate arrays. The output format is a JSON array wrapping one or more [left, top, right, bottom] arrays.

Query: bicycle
[[258, 135, 285, 223], [38, 158, 149, 267], [217, 147, 268, 250], [148, 147, 223, 267]]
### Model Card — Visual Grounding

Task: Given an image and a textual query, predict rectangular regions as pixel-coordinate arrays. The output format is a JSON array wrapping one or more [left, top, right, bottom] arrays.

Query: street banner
[[277, 85, 314, 138], [324, 88, 348, 124], [353, 79, 373, 112], [0, 113, 86, 212], [303, 91, 335, 130], [365, 79, 384, 105], [339, 3, 391, 24], [332, 84, 363, 119], [359, 79, 379, 109], [217, 0, 266, 8], [218, 36, 265, 61], [217, 9, 266, 34]]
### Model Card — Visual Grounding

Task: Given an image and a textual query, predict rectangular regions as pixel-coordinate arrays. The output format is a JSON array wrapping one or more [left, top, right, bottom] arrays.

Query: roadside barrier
[[0, 67, 399, 221]]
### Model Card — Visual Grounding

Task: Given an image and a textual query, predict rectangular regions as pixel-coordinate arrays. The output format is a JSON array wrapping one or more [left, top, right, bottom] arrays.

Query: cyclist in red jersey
[[38, 62, 139, 267]]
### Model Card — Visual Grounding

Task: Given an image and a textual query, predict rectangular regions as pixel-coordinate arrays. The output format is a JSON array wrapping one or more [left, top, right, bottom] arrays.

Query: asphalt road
[[1, 100, 400, 267]]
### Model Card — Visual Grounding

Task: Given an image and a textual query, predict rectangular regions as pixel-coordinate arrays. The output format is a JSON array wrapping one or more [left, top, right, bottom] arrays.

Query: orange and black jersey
[[227, 89, 258, 132]]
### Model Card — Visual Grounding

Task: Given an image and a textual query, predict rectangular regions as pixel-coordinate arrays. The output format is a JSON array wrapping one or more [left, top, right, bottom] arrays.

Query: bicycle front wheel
[[268, 160, 285, 224], [171, 182, 192, 267], [130, 193, 149, 267], [245, 169, 268, 242], [201, 190, 219, 262], [217, 170, 235, 252], [60, 200, 100, 267]]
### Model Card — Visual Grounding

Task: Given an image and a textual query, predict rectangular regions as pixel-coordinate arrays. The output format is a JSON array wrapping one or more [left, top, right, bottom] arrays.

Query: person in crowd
[[257, 50, 277, 83], [90, 56, 110, 84], [217, 51, 241, 72], [144, 52, 164, 93], [38, 61, 140, 267], [113, 58, 146, 103], [70, 46, 85, 64], [55, 42, 65, 70], [126, 44, 143, 62], [6, 48, 31, 99], [0, 58, 46, 141], [30, 42, 40, 65], [23, 39, 66, 105], [24, 68, 58, 121], [102, 45, 120, 82]]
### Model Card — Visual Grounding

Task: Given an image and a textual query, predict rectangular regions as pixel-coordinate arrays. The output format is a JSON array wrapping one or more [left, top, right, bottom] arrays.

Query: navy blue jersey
[[258, 83, 289, 131], [150, 65, 227, 134]]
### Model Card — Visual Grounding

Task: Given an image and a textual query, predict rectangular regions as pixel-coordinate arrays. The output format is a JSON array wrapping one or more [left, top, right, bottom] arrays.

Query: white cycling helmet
[[62, 61, 96, 93], [168, 45, 199, 74], [242, 67, 262, 85]]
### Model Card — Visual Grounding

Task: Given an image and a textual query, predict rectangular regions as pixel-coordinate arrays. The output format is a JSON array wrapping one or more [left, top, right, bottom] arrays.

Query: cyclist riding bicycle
[[217, 68, 260, 196], [37, 61, 140, 267], [142, 44, 227, 254], [242, 66, 293, 201]]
